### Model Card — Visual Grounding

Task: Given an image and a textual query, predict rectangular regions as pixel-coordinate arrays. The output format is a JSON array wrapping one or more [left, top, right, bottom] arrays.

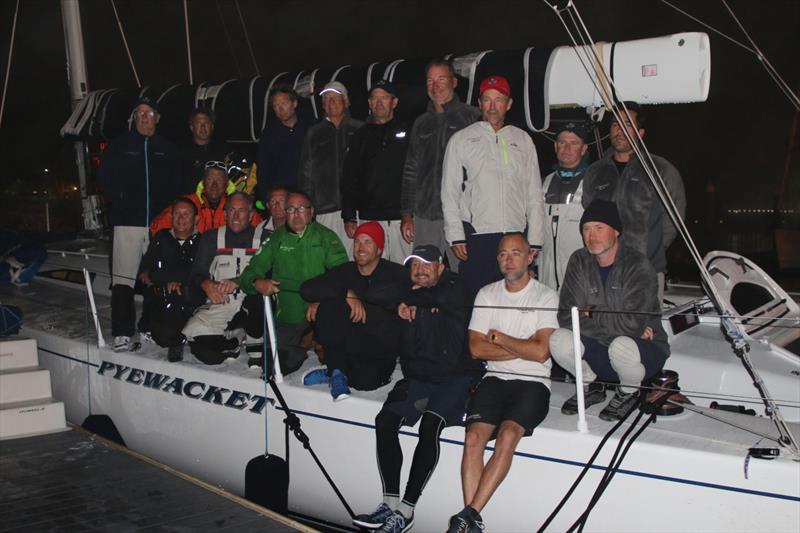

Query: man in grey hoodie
[[549, 200, 670, 421]]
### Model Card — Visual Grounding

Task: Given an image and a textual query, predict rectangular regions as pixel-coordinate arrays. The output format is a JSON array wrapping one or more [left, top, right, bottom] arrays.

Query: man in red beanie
[[299, 221, 407, 400]]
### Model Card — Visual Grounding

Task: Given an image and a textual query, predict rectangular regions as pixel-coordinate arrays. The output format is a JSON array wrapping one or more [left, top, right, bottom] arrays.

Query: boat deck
[[0, 429, 309, 533]]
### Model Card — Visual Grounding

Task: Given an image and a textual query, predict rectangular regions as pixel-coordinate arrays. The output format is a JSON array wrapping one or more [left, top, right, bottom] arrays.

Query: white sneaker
[[140, 332, 156, 344], [113, 336, 131, 352]]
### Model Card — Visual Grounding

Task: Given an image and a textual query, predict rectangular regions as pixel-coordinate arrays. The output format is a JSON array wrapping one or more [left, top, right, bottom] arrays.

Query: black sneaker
[[248, 356, 263, 368], [167, 344, 184, 362], [447, 507, 484, 533], [353, 502, 394, 529], [599, 389, 640, 421], [562, 382, 606, 415]]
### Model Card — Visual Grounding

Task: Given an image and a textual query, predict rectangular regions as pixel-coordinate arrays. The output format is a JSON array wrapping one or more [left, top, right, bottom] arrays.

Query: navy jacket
[[255, 116, 315, 203], [98, 130, 181, 227]]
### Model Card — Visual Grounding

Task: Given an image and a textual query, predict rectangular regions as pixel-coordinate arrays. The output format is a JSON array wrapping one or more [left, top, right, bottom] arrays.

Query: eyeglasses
[[134, 110, 156, 118], [285, 205, 312, 214], [204, 160, 227, 170]]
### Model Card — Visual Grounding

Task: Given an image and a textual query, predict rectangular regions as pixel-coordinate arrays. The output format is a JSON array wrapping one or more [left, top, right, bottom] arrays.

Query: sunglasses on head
[[204, 160, 227, 171]]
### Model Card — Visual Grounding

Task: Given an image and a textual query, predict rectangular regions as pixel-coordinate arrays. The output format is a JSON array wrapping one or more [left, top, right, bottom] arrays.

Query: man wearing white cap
[[298, 81, 363, 255]]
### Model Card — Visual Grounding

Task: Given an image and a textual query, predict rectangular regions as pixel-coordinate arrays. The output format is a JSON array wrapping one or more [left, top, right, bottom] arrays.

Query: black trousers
[[459, 224, 505, 301], [139, 288, 194, 347], [313, 298, 397, 391]]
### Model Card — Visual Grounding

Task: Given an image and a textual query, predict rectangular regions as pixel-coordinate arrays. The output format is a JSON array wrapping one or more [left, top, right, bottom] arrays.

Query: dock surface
[[0, 428, 309, 532]]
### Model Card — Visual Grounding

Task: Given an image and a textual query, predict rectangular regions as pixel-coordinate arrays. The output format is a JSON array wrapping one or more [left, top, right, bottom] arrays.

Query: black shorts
[[382, 376, 475, 427], [465, 376, 550, 437]]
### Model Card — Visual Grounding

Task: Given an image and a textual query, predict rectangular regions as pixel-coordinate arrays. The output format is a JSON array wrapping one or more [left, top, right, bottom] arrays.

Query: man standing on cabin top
[[441, 75, 545, 299], [238, 191, 348, 375], [549, 199, 670, 421], [255, 85, 315, 204], [341, 79, 411, 263], [149, 162, 262, 235], [447, 232, 558, 533], [539, 122, 591, 292], [178, 108, 232, 193], [400, 59, 481, 271], [581, 102, 686, 302], [299, 222, 406, 401], [137, 197, 201, 362], [181, 192, 268, 366], [98, 96, 181, 353], [352, 244, 482, 533], [297, 81, 363, 255]]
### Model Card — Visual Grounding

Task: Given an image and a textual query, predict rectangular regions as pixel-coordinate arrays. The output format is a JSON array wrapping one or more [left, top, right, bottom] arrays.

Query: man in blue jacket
[[98, 96, 181, 352]]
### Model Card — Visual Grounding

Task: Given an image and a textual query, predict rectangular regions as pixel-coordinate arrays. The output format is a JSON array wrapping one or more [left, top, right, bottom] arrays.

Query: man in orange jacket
[[150, 161, 262, 235]]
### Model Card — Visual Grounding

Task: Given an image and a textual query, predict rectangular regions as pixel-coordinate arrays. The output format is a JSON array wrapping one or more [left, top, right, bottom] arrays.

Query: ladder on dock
[[0, 337, 68, 440]]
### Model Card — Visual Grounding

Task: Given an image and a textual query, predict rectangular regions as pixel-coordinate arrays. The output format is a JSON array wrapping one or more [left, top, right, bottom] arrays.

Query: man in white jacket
[[441, 75, 544, 299]]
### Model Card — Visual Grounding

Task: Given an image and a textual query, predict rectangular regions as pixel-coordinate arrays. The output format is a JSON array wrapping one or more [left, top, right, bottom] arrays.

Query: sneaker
[[113, 336, 131, 352], [221, 344, 241, 360], [446, 507, 484, 533], [302, 367, 329, 387], [330, 368, 350, 401], [248, 356, 263, 369], [353, 502, 394, 529], [167, 344, 184, 362], [377, 511, 413, 533], [139, 331, 156, 344], [599, 389, 640, 421], [561, 381, 606, 415]]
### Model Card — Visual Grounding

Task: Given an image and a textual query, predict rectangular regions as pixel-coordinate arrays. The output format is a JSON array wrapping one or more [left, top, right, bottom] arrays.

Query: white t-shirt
[[469, 277, 559, 387]]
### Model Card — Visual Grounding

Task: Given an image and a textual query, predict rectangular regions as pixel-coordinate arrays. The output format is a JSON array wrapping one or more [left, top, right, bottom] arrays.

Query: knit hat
[[580, 199, 623, 234], [353, 221, 385, 250]]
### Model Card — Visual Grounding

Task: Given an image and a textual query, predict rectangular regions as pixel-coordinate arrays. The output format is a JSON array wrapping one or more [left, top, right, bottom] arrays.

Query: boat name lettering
[[97, 361, 268, 414]]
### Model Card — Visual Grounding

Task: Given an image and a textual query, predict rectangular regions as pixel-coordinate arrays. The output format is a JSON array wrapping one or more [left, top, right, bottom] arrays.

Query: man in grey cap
[[98, 95, 181, 352], [298, 81, 364, 254], [548, 199, 670, 421], [539, 122, 591, 292]]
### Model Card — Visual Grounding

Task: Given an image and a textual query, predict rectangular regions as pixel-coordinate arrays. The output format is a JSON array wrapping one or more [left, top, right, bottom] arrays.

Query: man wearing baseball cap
[[353, 243, 482, 533], [98, 95, 181, 352], [539, 121, 591, 292], [441, 75, 545, 299], [298, 81, 364, 258], [299, 221, 407, 400], [341, 80, 411, 263], [548, 199, 670, 421]]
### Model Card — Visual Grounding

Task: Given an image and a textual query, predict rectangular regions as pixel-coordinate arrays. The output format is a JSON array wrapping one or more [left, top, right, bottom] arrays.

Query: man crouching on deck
[[447, 232, 558, 533]]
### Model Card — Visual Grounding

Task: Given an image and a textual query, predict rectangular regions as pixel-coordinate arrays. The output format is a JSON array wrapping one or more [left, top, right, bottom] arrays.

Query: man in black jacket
[[178, 108, 232, 194], [137, 197, 201, 362], [98, 96, 181, 352], [341, 80, 410, 263], [352, 244, 481, 533], [298, 81, 363, 255], [299, 221, 406, 401]]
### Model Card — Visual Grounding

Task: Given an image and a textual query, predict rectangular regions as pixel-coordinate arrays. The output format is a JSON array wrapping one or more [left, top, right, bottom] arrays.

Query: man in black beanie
[[548, 199, 670, 421]]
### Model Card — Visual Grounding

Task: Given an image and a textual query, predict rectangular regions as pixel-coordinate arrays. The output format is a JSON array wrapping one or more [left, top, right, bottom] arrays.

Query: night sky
[[1, 0, 798, 261]]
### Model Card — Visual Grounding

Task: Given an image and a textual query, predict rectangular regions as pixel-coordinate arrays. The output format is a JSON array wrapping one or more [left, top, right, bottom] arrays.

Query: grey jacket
[[557, 242, 669, 356], [297, 116, 364, 215], [400, 96, 481, 220], [581, 153, 686, 273]]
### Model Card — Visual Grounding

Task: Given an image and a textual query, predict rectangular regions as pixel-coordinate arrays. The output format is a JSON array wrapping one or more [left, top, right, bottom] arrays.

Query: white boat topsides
[[3, 264, 799, 531]]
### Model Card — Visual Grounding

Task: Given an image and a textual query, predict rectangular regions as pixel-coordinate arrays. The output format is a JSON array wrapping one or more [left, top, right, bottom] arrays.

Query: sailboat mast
[[61, 0, 101, 231]]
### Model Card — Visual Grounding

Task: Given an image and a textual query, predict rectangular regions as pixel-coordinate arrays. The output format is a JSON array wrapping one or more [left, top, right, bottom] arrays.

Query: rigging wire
[[216, 0, 243, 78], [182, 0, 194, 85], [0, 0, 20, 130], [234, 0, 260, 77], [109, 0, 142, 88]]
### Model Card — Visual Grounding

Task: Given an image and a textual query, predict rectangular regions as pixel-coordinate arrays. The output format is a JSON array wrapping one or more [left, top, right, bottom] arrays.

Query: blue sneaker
[[302, 366, 329, 386], [330, 368, 350, 401], [353, 502, 394, 529], [378, 511, 413, 533]]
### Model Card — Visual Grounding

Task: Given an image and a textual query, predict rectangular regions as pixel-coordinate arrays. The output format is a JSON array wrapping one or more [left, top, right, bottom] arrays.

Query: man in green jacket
[[238, 191, 348, 374]]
